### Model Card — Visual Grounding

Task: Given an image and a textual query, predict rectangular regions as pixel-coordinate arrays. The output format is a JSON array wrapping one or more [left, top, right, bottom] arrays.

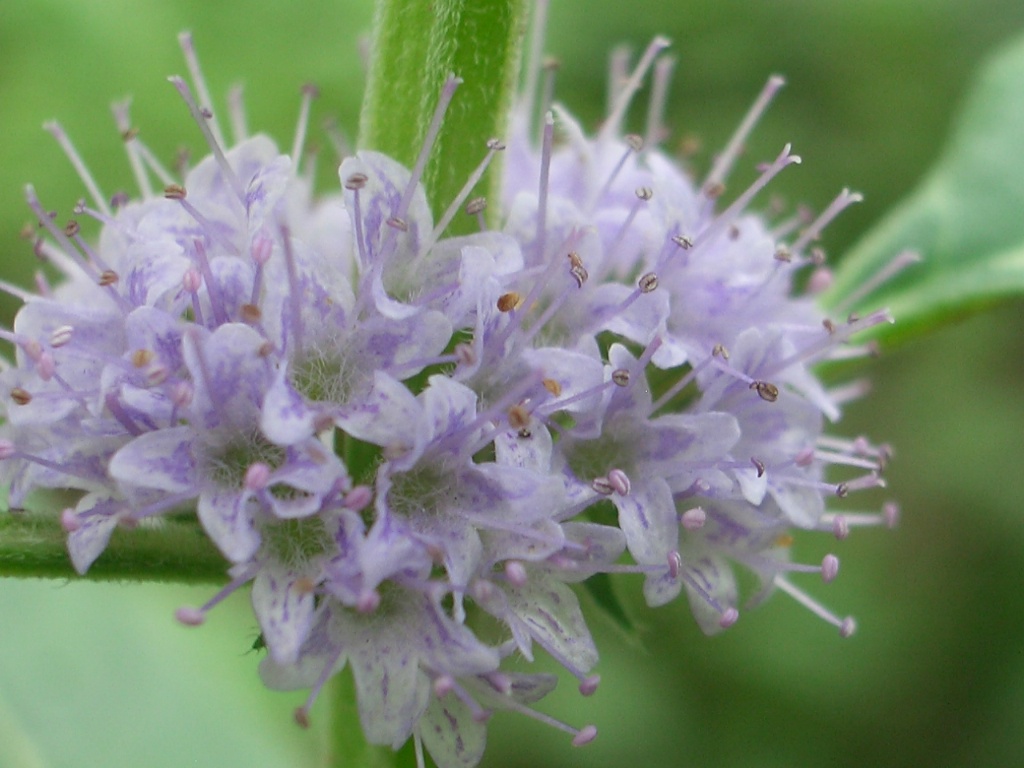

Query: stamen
[[191, 239, 229, 325], [399, 75, 462, 224], [587, 135, 643, 213], [536, 112, 555, 262], [832, 249, 921, 315], [111, 99, 154, 198], [773, 575, 855, 637], [429, 138, 505, 243], [645, 54, 676, 148], [43, 121, 111, 218], [693, 144, 801, 254], [600, 36, 672, 141], [279, 224, 304, 354], [323, 116, 352, 160], [791, 188, 862, 253], [291, 83, 319, 169], [537, 59, 559, 140], [178, 32, 227, 148], [227, 84, 249, 144], [703, 75, 785, 193], [522, 0, 551, 131], [606, 186, 654, 255], [168, 76, 245, 201]]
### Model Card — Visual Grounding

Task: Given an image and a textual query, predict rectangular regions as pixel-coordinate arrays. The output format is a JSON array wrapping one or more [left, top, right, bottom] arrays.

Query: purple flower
[[0, 24, 907, 767]]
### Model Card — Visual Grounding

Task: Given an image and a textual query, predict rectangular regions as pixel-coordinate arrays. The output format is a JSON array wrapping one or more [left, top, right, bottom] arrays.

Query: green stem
[[0, 502, 226, 583], [358, 0, 528, 236]]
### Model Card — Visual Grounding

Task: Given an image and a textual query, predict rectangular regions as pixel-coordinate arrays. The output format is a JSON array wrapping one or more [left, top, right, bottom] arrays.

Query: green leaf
[[0, 580, 319, 767], [823, 34, 1024, 343]]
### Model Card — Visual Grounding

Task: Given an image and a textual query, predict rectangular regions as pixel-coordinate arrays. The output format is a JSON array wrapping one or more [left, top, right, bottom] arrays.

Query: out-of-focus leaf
[[823, 34, 1024, 343], [0, 580, 320, 768]]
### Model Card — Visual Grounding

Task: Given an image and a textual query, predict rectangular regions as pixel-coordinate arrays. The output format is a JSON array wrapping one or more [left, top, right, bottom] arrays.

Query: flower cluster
[[1, 30, 901, 768]]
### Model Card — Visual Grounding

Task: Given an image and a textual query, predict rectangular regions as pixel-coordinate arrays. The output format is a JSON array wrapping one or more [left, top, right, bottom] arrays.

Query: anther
[[182, 268, 203, 293], [454, 343, 476, 366], [567, 252, 588, 287], [719, 608, 740, 628], [573, 725, 598, 747], [497, 292, 524, 312], [433, 675, 455, 698], [635, 186, 653, 201], [751, 457, 765, 477], [59, 508, 80, 532], [130, 349, 154, 368], [822, 318, 836, 334], [244, 462, 271, 491], [386, 216, 408, 232], [821, 554, 839, 583], [625, 134, 644, 152], [666, 550, 682, 579], [465, 197, 487, 215], [570, 264, 588, 288], [146, 363, 170, 386], [611, 368, 630, 387], [703, 181, 726, 199], [240, 303, 262, 323], [505, 560, 528, 587], [839, 617, 857, 638], [98, 270, 119, 286], [832, 516, 850, 540], [680, 507, 706, 530], [835, 483, 849, 498], [750, 380, 779, 402], [607, 468, 631, 496], [251, 236, 273, 266], [712, 343, 729, 359], [507, 404, 531, 430], [49, 324, 74, 348], [638, 272, 658, 293], [175, 606, 206, 626], [344, 172, 367, 190], [344, 485, 373, 512], [171, 381, 194, 408], [884, 502, 900, 528], [542, 378, 562, 396], [773, 245, 792, 262], [672, 234, 694, 249], [294, 707, 311, 729], [10, 387, 32, 405], [807, 267, 833, 293], [591, 477, 615, 496], [355, 588, 382, 613], [579, 675, 601, 697], [163, 183, 187, 200], [63, 220, 80, 237]]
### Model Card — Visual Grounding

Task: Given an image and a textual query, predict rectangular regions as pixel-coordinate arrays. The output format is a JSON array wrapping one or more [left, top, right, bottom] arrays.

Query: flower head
[[0, 21, 907, 767]]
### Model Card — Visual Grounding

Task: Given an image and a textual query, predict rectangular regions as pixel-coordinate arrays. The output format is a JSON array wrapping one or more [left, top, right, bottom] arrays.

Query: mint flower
[[0, 22, 907, 767]]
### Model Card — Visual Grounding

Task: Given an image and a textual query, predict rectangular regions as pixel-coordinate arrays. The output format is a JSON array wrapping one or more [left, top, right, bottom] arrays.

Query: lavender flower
[[0, 20, 909, 768]]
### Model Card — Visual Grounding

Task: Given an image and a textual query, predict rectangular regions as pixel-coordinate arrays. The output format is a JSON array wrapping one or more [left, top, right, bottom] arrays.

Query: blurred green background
[[2, 1, 1024, 766]]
